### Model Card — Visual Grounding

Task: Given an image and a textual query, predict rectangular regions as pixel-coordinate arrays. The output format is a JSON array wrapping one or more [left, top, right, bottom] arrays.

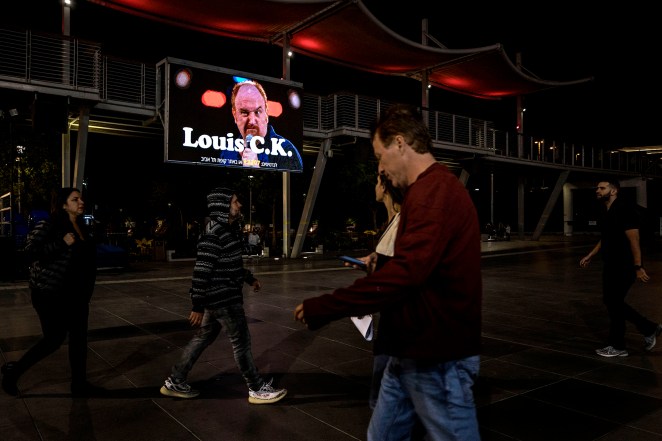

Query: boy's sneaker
[[160, 377, 199, 398], [248, 378, 287, 404], [595, 346, 628, 357], [644, 324, 662, 351]]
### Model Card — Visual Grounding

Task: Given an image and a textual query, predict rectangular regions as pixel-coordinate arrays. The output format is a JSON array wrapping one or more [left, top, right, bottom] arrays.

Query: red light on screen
[[201, 90, 227, 108], [268, 100, 283, 117]]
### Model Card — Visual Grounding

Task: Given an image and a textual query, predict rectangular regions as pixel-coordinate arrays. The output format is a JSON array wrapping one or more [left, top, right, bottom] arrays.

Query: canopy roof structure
[[88, 0, 592, 100]]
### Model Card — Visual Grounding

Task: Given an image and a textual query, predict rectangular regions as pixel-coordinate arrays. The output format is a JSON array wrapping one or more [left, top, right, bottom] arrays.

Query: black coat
[[25, 216, 97, 301]]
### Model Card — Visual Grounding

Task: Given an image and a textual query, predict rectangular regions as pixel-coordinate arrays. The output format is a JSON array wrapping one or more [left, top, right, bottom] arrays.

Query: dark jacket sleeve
[[302, 196, 450, 329], [302, 165, 482, 361], [24, 220, 68, 264], [25, 220, 74, 293]]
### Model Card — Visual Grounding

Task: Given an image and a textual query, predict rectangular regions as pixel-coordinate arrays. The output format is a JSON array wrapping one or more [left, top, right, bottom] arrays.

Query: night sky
[[5, 0, 661, 151], [363, 2, 662, 150]]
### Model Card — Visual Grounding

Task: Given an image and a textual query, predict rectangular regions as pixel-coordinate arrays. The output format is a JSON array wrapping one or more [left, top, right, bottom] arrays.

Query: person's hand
[[637, 268, 650, 283], [343, 253, 378, 273], [342, 259, 364, 269], [63, 232, 76, 246], [251, 280, 261, 292], [579, 255, 591, 268], [294, 303, 306, 325], [242, 144, 260, 167], [189, 311, 204, 327]]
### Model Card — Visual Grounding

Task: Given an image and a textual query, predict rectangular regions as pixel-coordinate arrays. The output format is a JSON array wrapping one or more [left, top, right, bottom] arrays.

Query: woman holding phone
[[345, 173, 404, 408]]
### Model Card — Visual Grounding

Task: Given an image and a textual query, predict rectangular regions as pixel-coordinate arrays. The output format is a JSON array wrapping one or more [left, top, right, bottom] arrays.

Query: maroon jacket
[[303, 163, 482, 362]]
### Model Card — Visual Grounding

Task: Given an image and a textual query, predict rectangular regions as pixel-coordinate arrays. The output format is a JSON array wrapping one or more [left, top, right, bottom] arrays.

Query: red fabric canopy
[[88, 0, 592, 99]]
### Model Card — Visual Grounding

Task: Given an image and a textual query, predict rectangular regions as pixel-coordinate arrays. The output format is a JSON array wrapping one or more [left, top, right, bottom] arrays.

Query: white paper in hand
[[350, 315, 373, 341]]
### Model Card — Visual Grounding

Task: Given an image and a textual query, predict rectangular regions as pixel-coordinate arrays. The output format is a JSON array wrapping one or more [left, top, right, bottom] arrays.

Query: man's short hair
[[231, 80, 268, 111], [602, 178, 621, 191], [371, 103, 432, 154]]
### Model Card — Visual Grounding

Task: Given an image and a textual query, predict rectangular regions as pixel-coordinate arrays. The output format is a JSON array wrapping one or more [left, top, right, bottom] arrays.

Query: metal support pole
[[490, 172, 494, 224], [282, 34, 292, 257], [73, 104, 90, 190], [248, 175, 253, 229]]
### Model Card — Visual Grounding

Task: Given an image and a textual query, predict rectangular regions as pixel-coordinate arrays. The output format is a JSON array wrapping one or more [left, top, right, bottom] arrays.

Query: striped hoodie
[[189, 187, 257, 312]]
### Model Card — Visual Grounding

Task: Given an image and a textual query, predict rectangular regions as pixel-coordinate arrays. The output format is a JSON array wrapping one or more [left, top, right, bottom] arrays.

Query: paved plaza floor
[[2, 236, 662, 440]]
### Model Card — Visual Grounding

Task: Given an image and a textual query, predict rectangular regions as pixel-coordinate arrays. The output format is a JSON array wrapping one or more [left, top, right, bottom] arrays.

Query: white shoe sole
[[248, 389, 287, 404], [596, 351, 628, 357], [644, 326, 662, 351], [160, 385, 200, 398]]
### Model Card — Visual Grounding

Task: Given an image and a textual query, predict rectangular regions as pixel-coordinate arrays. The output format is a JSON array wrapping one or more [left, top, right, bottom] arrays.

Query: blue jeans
[[368, 355, 481, 441], [170, 303, 264, 391], [369, 354, 389, 410]]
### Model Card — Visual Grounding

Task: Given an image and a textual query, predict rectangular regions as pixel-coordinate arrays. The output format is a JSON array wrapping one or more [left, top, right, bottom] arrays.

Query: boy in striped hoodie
[[160, 187, 286, 404]]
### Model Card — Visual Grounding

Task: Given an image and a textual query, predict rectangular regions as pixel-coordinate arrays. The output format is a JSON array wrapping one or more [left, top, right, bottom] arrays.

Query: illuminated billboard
[[163, 58, 304, 173]]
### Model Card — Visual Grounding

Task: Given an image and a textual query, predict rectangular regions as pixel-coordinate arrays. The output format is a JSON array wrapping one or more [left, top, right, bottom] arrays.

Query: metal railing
[[1, 26, 659, 178], [302, 95, 659, 177], [0, 26, 156, 113], [0, 192, 12, 237]]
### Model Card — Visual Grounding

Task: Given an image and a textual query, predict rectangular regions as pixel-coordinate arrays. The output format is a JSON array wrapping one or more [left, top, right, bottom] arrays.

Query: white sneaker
[[248, 378, 287, 404], [160, 377, 200, 398], [595, 346, 628, 357], [644, 324, 662, 351]]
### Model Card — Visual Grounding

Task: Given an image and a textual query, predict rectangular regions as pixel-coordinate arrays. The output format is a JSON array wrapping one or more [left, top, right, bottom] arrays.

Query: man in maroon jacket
[[294, 104, 482, 440]]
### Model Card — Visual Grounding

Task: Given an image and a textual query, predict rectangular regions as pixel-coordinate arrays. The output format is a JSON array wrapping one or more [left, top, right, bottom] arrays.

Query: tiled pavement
[[1, 236, 662, 440]]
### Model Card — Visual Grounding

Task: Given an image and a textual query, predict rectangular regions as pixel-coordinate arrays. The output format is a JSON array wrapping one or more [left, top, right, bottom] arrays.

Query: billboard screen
[[164, 58, 304, 173]]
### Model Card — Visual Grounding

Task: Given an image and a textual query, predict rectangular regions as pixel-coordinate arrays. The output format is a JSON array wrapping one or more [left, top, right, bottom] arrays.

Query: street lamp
[[248, 175, 254, 230]]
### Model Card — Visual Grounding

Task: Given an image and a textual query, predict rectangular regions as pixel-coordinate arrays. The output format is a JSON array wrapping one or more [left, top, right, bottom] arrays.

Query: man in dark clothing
[[294, 104, 482, 440], [580, 178, 660, 357], [160, 187, 286, 404]]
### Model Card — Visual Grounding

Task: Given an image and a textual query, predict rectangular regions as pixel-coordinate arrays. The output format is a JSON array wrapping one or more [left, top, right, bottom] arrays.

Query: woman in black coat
[[1, 187, 100, 397]]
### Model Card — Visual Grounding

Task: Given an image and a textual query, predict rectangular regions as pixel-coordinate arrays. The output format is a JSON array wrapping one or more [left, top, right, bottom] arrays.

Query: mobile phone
[[339, 255, 366, 268]]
